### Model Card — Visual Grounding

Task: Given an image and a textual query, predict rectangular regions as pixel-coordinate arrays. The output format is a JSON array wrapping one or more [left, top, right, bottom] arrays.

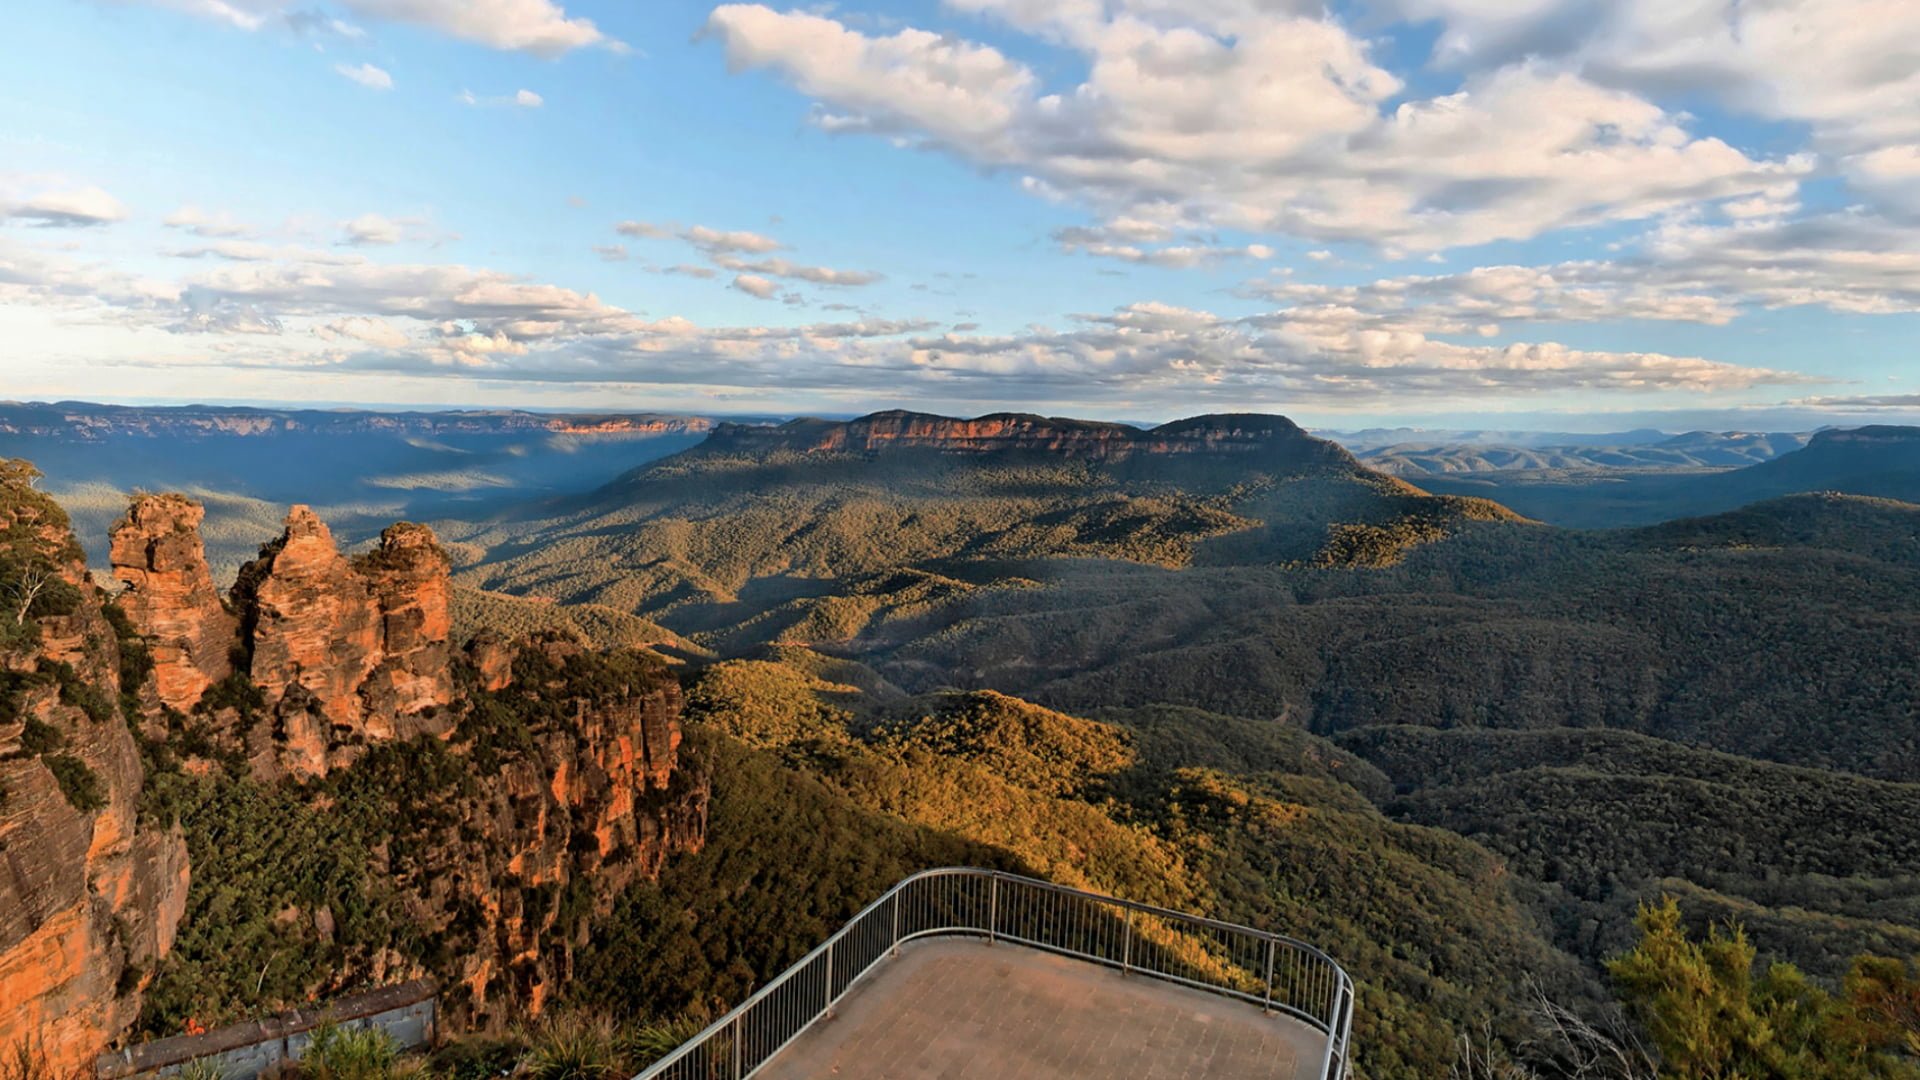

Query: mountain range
[[4, 404, 1919, 1079]]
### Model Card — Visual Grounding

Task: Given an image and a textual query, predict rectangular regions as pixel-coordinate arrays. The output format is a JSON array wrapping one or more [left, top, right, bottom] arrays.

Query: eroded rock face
[[6, 480, 710, 1067], [224, 509, 456, 777], [379, 634, 707, 1024], [108, 494, 238, 712], [234, 505, 382, 734], [0, 469, 189, 1078], [356, 522, 456, 731]]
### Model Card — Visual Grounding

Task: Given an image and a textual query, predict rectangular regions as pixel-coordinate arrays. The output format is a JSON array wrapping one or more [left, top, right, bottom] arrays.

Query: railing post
[[1120, 907, 1134, 977], [825, 943, 836, 1019], [1262, 938, 1277, 1016], [890, 891, 900, 957], [987, 874, 998, 946], [731, 1015, 742, 1080]]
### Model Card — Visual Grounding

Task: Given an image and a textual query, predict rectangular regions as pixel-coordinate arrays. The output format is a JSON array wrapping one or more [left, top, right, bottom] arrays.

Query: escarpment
[[701, 409, 1357, 465], [0, 466, 190, 1079], [6, 477, 708, 1064]]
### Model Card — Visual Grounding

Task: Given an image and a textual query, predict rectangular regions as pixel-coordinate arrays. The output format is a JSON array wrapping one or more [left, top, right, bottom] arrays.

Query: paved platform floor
[[754, 938, 1324, 1079]]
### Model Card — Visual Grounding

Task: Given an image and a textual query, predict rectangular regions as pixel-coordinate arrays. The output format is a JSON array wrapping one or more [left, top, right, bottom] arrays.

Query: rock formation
[[0, 466, 190, 1077], [231, 504, 383, 735], [9, 482, 710, 1061], [113, 504, 461, 778], [107, 494, 238, 712], [406, 634, 705, 1021], [355, 522, 455, 728]]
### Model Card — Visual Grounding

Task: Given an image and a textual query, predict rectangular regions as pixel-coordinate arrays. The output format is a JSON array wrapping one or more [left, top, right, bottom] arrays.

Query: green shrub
[[45, 753, 105, 812], [174, 1057, 226, 1080], [427, 1036, 524, 1080], [302, 1023, 401, 1080], [517, 1014, 623, 1080], [20, 715, 62, 755], [621, 1015, 709, 1068], [53, 662, 117, 726]]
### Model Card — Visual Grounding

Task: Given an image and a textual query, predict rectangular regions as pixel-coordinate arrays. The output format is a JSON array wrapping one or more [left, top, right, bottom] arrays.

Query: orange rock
[[1, 473, 189, 1077], [233, 506, 383, 736], [109, 494, 239, 712]]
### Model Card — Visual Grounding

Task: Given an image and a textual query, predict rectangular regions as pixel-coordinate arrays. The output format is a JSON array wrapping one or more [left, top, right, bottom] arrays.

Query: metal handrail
[[632, 867, 1355, 1080]]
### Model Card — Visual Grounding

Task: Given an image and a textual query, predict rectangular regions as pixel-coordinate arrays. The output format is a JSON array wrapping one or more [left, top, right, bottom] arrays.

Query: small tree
[[1610, 897, 1920, 1079], [0, 460, 42, 491], [4, 563, 55, 626]]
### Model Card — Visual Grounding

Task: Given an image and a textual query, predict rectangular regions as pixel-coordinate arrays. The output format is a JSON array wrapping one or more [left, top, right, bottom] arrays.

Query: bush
[[302, 1023, 401, 1080], [621, 1015, 709, 1069], [44, 753, 105, 812], [517, 1014, 623, 1080]]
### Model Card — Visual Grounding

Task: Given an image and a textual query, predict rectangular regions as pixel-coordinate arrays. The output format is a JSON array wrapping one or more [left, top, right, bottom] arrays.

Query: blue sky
[[3, 0, 1920, 429]]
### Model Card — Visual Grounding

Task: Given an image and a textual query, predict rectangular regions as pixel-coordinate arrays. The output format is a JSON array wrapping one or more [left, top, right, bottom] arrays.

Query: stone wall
[[95, 982, 437, 1080]]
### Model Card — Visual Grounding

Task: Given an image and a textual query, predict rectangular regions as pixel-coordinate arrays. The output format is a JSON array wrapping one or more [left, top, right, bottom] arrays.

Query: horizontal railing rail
[[633, 867, 1354, 1080]]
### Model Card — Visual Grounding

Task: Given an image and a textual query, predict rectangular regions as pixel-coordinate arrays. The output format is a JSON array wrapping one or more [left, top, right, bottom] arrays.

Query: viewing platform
[[636, 868, 1354, 1080]]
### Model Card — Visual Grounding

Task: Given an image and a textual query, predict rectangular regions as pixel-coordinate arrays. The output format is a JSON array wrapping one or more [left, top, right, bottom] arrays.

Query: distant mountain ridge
[[1355, 429, 1809, 475], [0, 401, 712, 440], [1416, 423, 1920, 526], [702, 409, 1349, 463]]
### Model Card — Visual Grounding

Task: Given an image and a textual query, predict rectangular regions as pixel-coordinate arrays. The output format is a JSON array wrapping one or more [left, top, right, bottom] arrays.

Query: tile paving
[[753, 938, 1324, 1079]]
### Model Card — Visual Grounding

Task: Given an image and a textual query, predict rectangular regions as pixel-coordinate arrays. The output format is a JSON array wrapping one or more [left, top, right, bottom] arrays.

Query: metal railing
[[633, 867, 1354, 1080]]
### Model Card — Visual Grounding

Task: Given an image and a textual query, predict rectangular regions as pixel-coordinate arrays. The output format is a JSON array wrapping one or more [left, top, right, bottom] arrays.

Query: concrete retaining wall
[[96, 982, 437, 1080]]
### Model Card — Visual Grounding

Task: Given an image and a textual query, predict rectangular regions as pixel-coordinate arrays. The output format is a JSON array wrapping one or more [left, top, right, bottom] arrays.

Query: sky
[[3, 0, 1920, 429]]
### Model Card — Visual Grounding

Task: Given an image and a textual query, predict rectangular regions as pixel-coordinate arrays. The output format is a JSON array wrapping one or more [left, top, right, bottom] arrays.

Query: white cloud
[[334, 62, 393, 91], [703, 4, 1798, 252], [592, 244, 628, 261], [1244, 263, 1741, 336], [1389, 0, 1920, 152], [340, 213, 402, 245], [731, 273, 779, 299], [684, 225, 783, 255], [163, 205, 255, 239], [711, 253, 880, 286], [314, 315, 411, 348], [460, 87, 545, 108], [0, 235, 1811, 406], [137, 0, 615, 56], [0, 183, 129, 228], [1054, 224, 1272, 268]]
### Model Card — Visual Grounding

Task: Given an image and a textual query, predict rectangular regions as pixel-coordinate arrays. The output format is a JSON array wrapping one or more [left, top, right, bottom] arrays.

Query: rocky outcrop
[[108, 494, 238, 712], [111, 502, 462, 779], [233, 505, 382, 732], [214, 508, 454, 778], [376, 634, 706, 1024], [703, 409, 1355, 464], [6, 475, 709, 1066], [0, 464, 189, 1078], [355, 523, 455, 731]]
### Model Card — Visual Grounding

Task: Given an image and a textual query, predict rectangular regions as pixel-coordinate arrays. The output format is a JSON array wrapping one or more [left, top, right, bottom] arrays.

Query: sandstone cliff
[[404, 635, 705, 1023], [107, 494, 237, 713], [114, 504, 459, 779], [0, 465, 189, 1077], [8, 483, 710, 1062], [701, 409, 1357, 465]]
